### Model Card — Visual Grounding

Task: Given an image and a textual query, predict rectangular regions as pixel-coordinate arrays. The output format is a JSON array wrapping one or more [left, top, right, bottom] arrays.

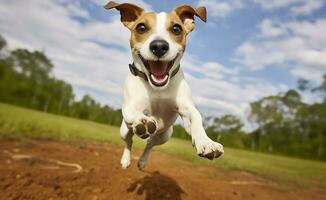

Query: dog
[[104, 1, 224, 170]]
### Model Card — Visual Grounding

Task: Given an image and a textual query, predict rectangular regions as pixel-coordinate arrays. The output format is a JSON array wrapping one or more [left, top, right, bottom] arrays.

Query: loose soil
[[0, 139, 325, 200]]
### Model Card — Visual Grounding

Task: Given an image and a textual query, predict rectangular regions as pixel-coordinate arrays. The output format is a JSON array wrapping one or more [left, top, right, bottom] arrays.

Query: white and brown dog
[[104, 1, 224, 170]]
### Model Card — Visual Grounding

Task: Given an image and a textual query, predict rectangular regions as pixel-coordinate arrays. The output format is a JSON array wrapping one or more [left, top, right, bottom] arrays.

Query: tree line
[[0, 34, 325, 160], [0, 35, 122, 126], [204, 85, 325, 160]]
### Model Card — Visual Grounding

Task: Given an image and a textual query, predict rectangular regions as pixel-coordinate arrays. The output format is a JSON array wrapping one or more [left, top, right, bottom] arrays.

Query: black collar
[[128, 63, 180, 82]]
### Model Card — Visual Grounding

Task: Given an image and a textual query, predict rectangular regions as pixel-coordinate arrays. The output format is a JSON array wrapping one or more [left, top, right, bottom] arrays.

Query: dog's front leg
[[119, 103, 157, 169], [177, 82, 224, 159], [120, 121, 133, 169], [179, 103, 224, 159]]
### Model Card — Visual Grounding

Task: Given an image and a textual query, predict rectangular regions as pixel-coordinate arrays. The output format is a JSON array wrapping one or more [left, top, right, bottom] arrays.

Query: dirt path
[[0, 139, 325, 200]]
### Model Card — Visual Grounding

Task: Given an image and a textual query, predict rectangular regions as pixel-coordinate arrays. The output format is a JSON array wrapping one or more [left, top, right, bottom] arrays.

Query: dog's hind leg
[[137, 126, 173, 170], [120, 121, 133, 169]]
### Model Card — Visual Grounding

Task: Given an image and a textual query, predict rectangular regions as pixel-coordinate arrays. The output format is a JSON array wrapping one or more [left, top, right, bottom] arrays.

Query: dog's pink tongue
[[148, 61, 168, 76]]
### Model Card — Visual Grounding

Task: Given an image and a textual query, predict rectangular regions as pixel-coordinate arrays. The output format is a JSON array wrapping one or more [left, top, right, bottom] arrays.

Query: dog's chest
[[149, 97, 176, 115], [147, 96, 178, 131]]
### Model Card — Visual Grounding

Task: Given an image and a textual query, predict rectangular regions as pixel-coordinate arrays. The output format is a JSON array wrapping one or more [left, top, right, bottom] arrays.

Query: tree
[[312, 74, 326, 102], [297, 102, 326, 159], [172, 124, 190, 140], [0, 34, 122, 127], [297, 78, 310, 91], [0, 34, 6, 51], [211, 115, 243, 134], [249, 90, 303, 152], [205, 115, 247, 148]]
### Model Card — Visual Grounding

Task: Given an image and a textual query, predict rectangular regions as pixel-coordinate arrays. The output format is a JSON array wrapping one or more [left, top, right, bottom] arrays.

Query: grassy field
[[0, 103, 325, 188]]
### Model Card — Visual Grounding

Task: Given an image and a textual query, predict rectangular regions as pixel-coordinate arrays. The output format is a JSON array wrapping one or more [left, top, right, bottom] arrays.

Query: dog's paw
[[120, 151, 131, 169], [132, 116, 157, 139], [195, 138, 224, 160]]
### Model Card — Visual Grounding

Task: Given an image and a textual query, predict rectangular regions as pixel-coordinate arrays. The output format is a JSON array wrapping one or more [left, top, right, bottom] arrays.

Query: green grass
[[0, 103, 325, 188]]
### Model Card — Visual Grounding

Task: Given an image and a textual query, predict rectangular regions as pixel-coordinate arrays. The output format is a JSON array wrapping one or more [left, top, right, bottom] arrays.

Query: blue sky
[[0, 0, 325, 130]]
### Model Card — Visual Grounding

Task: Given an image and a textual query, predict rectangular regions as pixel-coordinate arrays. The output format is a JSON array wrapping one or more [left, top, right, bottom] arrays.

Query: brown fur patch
[[166, 12, 187, 50], [129, 12, 156, 48], [104, 2, 144, 29]]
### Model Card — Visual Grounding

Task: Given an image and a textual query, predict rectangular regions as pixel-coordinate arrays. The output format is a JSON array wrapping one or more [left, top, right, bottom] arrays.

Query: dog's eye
[[136, 23, 148, 34], [171, 24, 183, 35]]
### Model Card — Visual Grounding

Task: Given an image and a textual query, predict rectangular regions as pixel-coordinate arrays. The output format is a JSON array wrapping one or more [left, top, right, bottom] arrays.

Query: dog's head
[[104, 1, 206, 88]]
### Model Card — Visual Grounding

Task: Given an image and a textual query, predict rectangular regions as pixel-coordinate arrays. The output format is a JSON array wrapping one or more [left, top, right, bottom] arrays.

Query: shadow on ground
[[127, 171, 185, 200]]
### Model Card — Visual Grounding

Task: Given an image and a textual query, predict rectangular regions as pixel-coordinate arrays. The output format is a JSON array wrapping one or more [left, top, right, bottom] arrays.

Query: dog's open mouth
[[138, 54, 177, 87]]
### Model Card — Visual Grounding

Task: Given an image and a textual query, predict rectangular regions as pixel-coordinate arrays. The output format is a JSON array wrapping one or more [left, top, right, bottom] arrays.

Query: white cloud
[[198, 0, 324, 18], [181, 54, 288, 122], [66, 1, 90, 18], [234, 18, 326, 80], [253, 0, 324, 15], [197, 0, 243, 17], [182, 54, 239, 80], [95, 0, 152, 11], [253, 0, 298, 9], [184, 67, 288, 132], [290, 0, 324, 15], [290, 67, 324, 83], [259, 19, 288, 38]]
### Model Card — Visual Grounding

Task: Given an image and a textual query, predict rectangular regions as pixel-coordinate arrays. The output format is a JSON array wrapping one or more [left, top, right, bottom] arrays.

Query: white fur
[[120, 12, 224, 170]]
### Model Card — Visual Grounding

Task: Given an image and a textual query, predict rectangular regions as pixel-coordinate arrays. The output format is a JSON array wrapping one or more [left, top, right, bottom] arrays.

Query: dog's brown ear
[[173, 4, 207, 33], [104, 1, 144, 29]]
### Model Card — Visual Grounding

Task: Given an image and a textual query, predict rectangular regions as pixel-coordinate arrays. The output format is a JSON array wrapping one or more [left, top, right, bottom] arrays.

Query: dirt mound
[[0, 139, 324, 200]]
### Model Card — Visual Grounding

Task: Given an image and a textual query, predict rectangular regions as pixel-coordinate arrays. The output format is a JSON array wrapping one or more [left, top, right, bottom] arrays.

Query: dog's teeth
[[151, 74, 168, 84]]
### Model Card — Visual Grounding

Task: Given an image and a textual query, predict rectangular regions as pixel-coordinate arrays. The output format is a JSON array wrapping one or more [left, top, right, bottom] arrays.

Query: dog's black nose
[[150, 40, 169, 57]]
